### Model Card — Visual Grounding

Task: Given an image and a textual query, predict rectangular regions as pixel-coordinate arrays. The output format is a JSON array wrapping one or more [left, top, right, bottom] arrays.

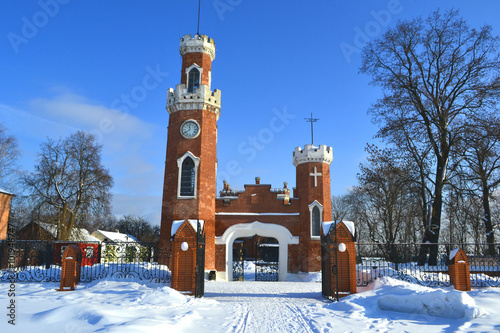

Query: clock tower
[[159, 34, 221, 270]]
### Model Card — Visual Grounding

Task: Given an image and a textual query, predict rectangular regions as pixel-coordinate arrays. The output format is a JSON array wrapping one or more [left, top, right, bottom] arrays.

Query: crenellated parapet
[[166, 84, 221, 119], [292, 144, 333, 166], [180, 34, 216, 61]]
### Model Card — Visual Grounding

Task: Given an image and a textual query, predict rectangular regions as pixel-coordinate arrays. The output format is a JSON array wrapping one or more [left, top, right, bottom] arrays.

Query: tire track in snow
[[231, 303, 250, 333], [285, 303, 316, 333], [207, 281, 322, 333]]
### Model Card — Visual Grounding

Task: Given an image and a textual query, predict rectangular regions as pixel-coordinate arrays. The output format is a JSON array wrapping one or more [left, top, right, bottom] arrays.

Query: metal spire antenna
[[197, 0, 201, 35], [305, 113, 319, 145]]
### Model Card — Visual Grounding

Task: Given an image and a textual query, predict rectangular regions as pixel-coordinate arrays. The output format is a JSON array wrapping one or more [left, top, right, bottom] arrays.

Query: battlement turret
[[292, 144, 333, 166], [180, 34, 216, 61], [166, 84, 221, 119]]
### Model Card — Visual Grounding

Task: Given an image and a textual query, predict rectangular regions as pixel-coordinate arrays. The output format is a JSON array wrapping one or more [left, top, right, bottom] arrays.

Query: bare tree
[[355, 145, 421, 260], [458, 115, 500, 254], [331, 194, 352, 221], [24, 131, 113, 240], [116, 215, 160, 242], [360, 9, 500, 264], [0, 123, 20, 190]]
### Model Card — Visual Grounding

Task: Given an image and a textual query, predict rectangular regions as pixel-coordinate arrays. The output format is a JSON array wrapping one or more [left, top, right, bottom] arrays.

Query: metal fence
[[356, 243, 500, 288], [0, 240, 170, 283]]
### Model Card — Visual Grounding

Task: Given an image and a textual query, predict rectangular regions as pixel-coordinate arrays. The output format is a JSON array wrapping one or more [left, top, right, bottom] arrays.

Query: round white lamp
[[338, 243, 346, 252], [181, 242, 189, 251]]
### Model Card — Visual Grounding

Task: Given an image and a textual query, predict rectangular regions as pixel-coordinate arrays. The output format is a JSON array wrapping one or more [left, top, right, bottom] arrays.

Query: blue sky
[[1, 1, 500, 225]]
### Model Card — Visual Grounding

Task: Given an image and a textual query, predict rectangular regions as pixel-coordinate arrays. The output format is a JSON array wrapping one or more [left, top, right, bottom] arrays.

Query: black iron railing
[[0, 240, 170, 283], [356, 243, 500, 288]]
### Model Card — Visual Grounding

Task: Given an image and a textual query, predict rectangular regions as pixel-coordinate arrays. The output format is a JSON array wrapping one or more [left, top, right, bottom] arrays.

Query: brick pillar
[[170, 221, 199, 295], [322, 221, 357, 298], [448, 248, 471, 291], [59, 245, 81, 291], [0, 192, 14, 241]]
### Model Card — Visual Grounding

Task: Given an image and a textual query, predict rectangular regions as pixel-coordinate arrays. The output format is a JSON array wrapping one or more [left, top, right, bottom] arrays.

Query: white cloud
[[29, 93, 154, 148], [1, 92, 166, 220]]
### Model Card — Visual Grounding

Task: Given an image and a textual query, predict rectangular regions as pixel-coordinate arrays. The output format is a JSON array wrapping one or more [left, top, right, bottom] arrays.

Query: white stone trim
[[166, 84, 221, 120], [293, 144, 333, 166], [177, 151, 200, 199], [215, 222, 299, 281], [179, 34, 216, 61], [309, 200, 323, 239]]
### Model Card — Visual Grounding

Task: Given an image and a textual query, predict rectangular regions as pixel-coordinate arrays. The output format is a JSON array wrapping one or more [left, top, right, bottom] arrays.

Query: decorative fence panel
[[356, 243, 500, 288], [0, 240, 170, 284]]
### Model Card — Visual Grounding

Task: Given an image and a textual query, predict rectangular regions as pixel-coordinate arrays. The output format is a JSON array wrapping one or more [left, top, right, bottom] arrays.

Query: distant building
[[18, 222, 99, 242], [91, 230, 138, 243], [0, 189, 14, 240]]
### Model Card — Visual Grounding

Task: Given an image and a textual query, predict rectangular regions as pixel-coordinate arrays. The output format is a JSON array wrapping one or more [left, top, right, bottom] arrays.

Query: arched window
[[177, 152, 200, 198], [309, 200, 323, 238], [180, 157, 195, 196], [187, 67, 200, 92], [311, 206, 321, 237]]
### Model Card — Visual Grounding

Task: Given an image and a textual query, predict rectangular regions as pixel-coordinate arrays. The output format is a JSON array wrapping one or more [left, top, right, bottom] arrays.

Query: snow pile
[[2, 275, 499, 332], [373, 277, 484, 319]]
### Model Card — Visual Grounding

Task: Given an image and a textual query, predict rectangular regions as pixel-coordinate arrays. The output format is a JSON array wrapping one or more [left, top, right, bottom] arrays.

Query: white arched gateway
[[215, 221, 299, 281]]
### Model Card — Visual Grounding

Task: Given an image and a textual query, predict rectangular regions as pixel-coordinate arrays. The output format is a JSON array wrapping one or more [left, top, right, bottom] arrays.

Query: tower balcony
[[292, 144, 333, 166], [166, 84, 221, 119]]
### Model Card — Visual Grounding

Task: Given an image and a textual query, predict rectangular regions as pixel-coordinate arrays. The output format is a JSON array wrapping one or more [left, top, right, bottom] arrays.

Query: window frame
[[308, 200, 323, 239], [185, 64, 202, 93], [177, 151, 200, 199]]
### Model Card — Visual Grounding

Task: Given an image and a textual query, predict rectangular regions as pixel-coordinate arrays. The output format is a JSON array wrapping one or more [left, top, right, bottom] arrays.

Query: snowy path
[[2, 277, 500, 332], [205, 281, 326, 332]]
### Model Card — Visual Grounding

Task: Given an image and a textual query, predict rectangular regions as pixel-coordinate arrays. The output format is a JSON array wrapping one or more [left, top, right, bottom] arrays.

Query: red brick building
[[160, 34, 333, 281]]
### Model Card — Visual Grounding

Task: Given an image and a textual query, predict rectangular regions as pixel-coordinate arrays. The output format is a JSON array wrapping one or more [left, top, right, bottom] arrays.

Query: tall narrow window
[[188, 67, 200, 92], [180, 157, 195, 196], [312, 206, 321, 237]]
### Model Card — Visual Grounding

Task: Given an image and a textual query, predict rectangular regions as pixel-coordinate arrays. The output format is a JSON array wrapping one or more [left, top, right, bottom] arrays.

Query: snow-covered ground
[[1, 273, 500, 332]]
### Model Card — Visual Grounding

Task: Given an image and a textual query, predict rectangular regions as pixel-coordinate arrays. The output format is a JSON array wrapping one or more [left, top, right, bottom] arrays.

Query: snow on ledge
[[0, 188, 14, 196], [449, 248, 460, 260], [322, 221, 355, 237], [171, 219, 205, 237]]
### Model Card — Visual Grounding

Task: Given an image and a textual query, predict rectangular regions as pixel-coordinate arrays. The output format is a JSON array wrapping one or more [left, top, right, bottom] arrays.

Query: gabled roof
[[38, 222, 99, 242], [91, 230, 138, 242]]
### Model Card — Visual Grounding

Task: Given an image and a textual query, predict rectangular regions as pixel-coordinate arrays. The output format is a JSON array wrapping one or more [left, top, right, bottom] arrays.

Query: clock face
[[180, 120, 200, 139]]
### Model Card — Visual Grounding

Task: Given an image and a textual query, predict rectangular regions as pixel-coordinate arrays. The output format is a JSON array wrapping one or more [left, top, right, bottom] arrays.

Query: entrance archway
[[215, 221, 299, 281], [233, 236, 280, 281]]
